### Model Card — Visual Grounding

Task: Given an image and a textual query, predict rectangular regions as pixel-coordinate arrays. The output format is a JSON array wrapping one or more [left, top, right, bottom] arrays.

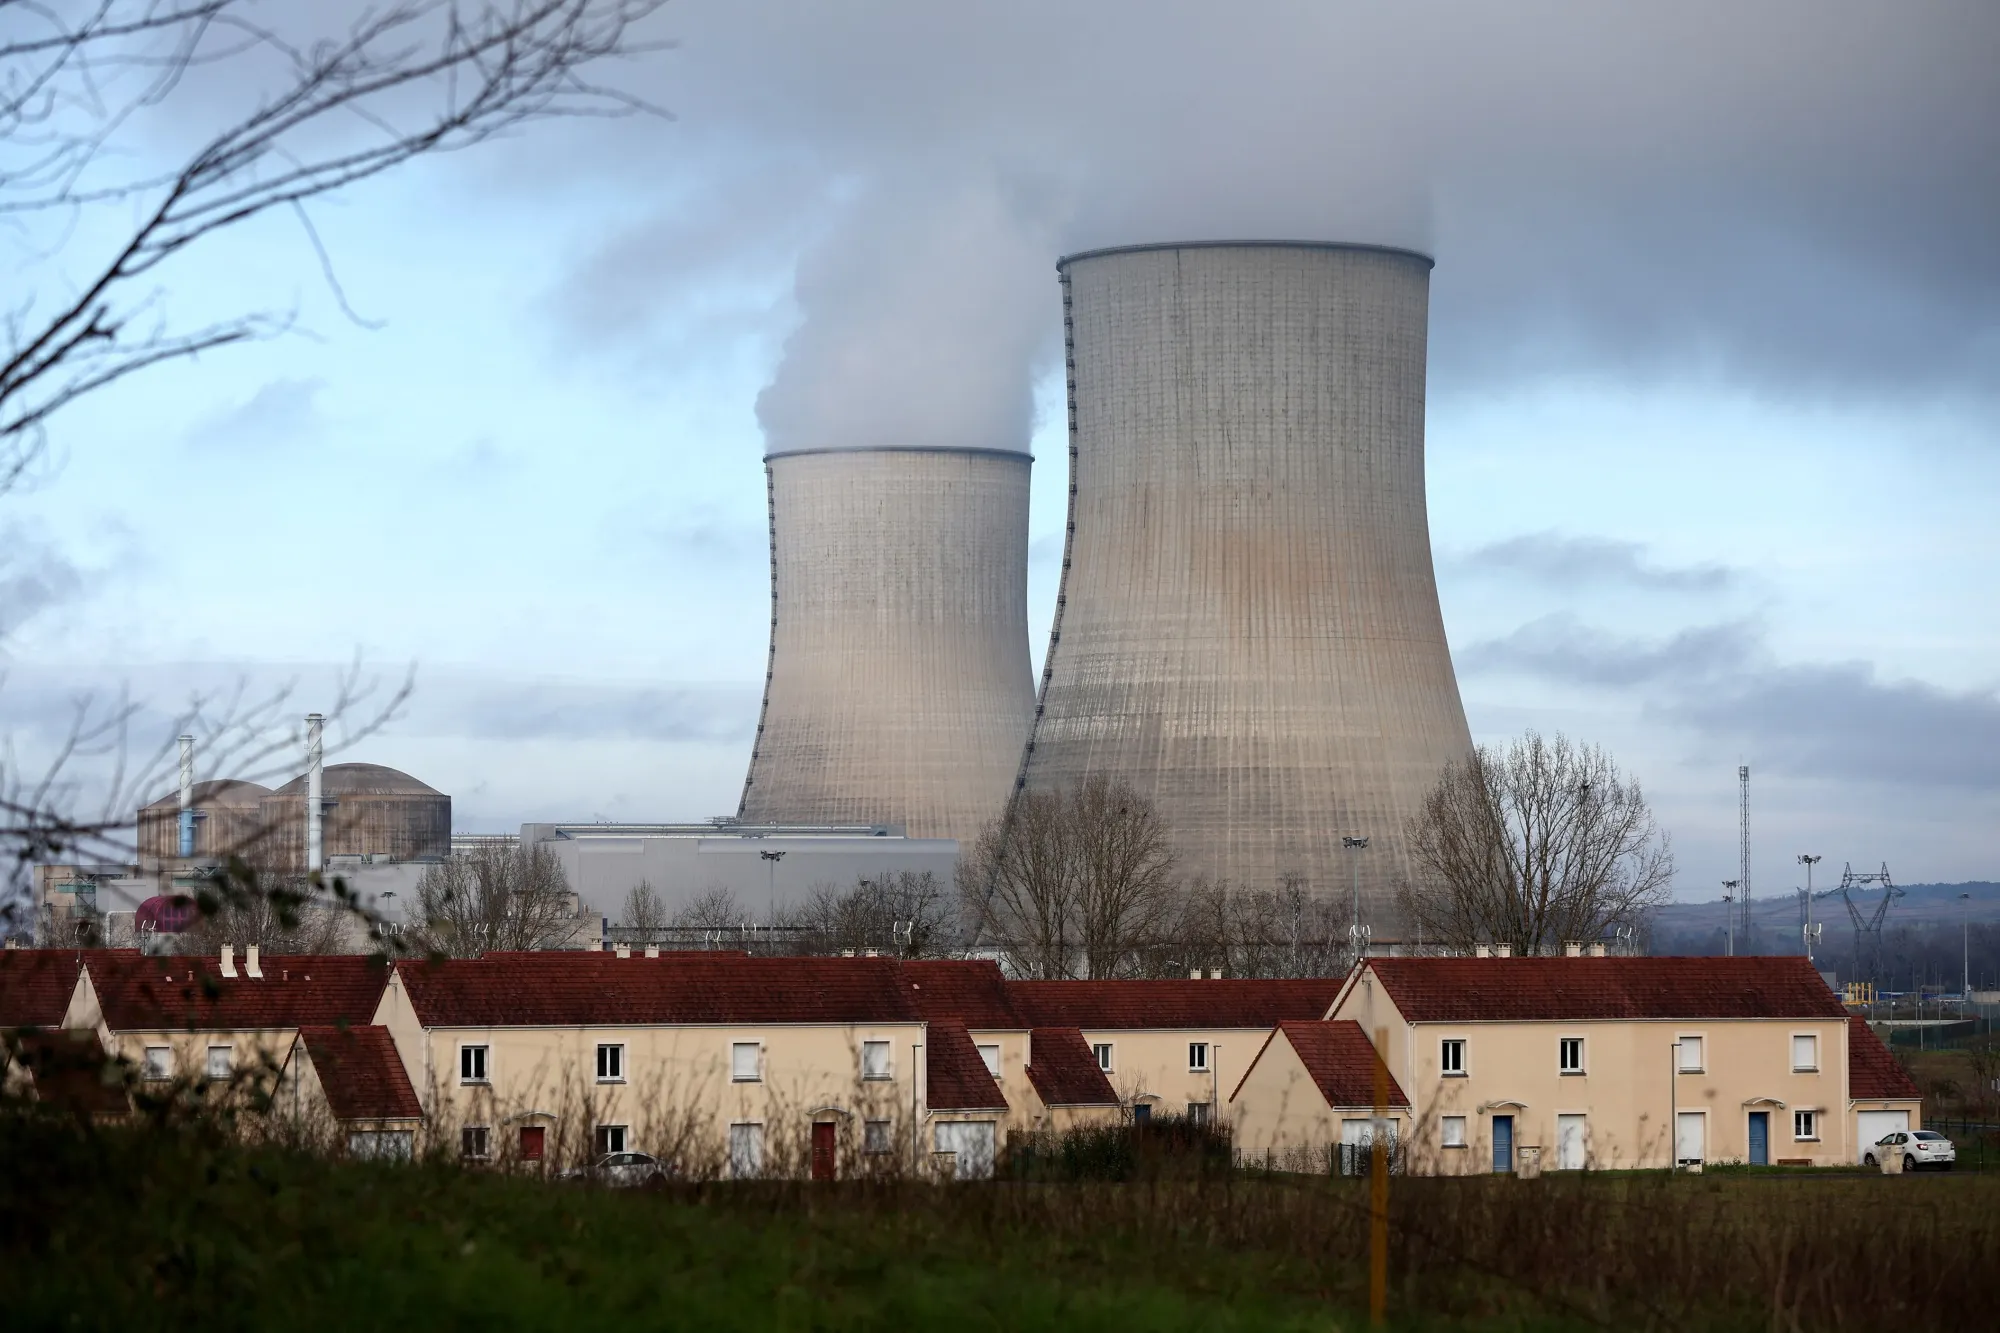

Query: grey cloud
[[183, 378, 326, 452], [1457, 532, 1737, 592], [1460, 615, 2000, 790], [528, 0, 2000, 449], [0, 528, 89, 638], [408, 678, 760, 744]]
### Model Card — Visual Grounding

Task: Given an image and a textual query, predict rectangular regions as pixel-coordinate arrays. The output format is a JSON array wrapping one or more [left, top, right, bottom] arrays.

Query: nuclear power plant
[[737, 446, 1037, 845], [1016, 242, 1472, 917]]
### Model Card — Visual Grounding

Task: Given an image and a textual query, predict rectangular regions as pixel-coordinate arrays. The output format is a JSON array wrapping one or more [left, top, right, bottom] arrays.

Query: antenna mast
[[1738, 766, 1752, 954]]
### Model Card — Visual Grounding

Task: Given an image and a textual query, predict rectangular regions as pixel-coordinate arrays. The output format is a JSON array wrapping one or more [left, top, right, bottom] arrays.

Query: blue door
[[1492, 1115, 1514, 1173], [1748, 1112, 1769, 1166]]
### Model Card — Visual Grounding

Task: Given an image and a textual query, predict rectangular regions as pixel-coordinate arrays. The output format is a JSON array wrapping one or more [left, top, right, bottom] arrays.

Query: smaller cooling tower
[[737, 447, 1036, 846]]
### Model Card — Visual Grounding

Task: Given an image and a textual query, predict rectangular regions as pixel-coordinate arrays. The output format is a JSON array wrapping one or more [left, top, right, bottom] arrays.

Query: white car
[[1864, 1130, 1956, 1172], [567, 1151, 669, 1187]]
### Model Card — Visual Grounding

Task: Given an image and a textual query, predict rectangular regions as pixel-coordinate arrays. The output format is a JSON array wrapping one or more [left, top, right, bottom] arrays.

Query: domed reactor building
[[737, 448, 1037, 846], [1019, 242, 1473, 919]]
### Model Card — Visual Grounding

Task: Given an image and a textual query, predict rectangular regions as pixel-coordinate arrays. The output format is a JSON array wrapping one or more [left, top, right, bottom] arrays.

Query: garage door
[[1855, 1110, 1909, 1164]]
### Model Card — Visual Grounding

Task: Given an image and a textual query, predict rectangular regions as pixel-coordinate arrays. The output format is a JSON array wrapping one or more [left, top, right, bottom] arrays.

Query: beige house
[[1330, 954, 1902, 1172], [372, 952, 1010, 1179], [1008, 978, 1345, 1126], [1229, 1020, 1410, 1171], [278, 1024, 425, 1158]]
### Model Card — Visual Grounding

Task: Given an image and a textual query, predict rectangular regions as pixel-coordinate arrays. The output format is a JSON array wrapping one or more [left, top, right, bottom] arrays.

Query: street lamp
[[1797, 855, 1822, 959], [1342, 837, 1369, 964], [1721, 880, 1739, 957], [759, 849, 786, 918]]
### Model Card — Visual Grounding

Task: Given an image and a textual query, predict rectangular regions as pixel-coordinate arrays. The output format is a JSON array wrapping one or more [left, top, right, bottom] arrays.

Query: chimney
[[1588, 942, 1607, 957], [614, 945, 631, 959], [1564, 942, 1582, 958], [1495, 943, 1513, 959], [220, 943, 237, 978], [177, 735, 196, 858], [1189, 968, 1202, 980], [244, 945, 262, 979], [643, 945, 660, 959], [1475, 944, 1491, 959], [305, 713, 324, 876], [1208, 967, 1223, 980]]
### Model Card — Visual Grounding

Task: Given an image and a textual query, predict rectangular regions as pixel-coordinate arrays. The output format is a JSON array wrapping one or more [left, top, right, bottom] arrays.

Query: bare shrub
[[411, 843, 586, 955]]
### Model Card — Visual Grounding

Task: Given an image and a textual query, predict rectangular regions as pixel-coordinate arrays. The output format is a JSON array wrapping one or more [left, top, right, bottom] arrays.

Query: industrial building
[[736, 446, 1037, 846], [522, 821, 958, 925], [1018, 242, 1474, 920]]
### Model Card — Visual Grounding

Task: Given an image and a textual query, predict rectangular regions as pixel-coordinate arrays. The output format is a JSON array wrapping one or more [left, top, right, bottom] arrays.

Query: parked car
[[566, 1152, 670, 1187], [1864, 1130, 1956, 1172]]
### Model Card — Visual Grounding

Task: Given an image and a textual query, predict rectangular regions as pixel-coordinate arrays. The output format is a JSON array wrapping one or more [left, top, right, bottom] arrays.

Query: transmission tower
[[1835, 862, 1902, 985], [1737, 766, 1752, 953]]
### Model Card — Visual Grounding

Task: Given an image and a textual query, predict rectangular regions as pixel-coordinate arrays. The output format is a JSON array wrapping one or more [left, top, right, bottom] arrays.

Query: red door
[[519, 1126, 545, 1162], [811, 1122, 837, 1181]]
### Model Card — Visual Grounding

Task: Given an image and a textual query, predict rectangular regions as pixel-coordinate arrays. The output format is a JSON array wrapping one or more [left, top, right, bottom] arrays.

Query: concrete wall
[[1024, 243, 1473, 919], [739, 447, 1037, 846]]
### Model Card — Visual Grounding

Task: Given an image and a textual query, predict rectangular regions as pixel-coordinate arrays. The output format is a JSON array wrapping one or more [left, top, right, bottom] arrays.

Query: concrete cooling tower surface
[[1021, 241, 1473, 922], [738, 447, 1037, 845]]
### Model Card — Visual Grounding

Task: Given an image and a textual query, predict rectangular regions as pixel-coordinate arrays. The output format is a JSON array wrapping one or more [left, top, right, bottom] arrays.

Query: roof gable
[[1847, 1016, 1920, 1100], [0, 949, 106, 1028], [925, 1018, 1007, 1111], [1257, 1020, 1410, 1110], [297, 1025, 421, 1121], [395, 953, 921, 1027], [1025, 1027, 1118, 1107], [1007, 979, 1342, 1030], [86, 953, 391, 1031], [1363, 956, 1849, 1023]]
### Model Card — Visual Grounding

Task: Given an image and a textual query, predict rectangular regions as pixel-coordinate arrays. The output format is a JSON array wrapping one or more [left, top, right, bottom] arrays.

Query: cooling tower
[[1019, 242, 1473, 919], [737, 447, 1037, 845]]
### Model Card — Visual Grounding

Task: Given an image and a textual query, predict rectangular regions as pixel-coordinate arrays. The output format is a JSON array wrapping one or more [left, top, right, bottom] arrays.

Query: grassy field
[[4, 1111, 1996, 1331]]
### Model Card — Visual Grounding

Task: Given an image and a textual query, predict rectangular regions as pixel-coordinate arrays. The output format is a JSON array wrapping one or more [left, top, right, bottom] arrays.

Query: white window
[[977, 1044, 1001, 1078], [1188, 1101, 1212, 1125], [1093, 1042, 1114, 1072], [206, 1045, 233, 1081], [729, 1122, 764, 1177], [1559, 1037, 1585, 1075], [459, 1044, 489, 1084], [1793, 1109, 1819, 1142], [596, 1043, 624, 1082], [863, 1120, 893, 1155], [1188, 1042, 1209, 1072], [460, 1126, 490, 1160], [861, 1040, 892, 1081], [1791, 1034, 1818, 1072], [731, 1041, 761, 1082], [143, 1046, 172, 1081], [595, 1124, 627, 1155], [348, 1130, 413, 1161], [1439, 1039, 1465, 1075], [1441, 1115, 1467, 1148], [1676, 1036, 1704, 1073]]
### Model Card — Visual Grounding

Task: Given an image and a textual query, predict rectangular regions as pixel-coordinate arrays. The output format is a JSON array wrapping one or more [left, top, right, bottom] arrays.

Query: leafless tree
[[619, 879, 667, 943], [172, 861, 354, 955], [1400, 730, 1675, 955], [787, 871, 960, 957], [964, 777, 1176, 979], [410, 842, 583, 955], [670, 886, 744, 935], [1, 1, 663, 936]]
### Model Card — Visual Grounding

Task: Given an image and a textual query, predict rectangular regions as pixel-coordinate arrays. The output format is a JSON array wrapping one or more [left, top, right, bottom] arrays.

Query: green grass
[[6, 1110, 1996, 1331]]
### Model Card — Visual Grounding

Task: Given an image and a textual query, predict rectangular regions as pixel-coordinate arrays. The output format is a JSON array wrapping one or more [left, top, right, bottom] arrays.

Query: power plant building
[[737, 447, 1037, 847], [1019, 242, 1473, 919]]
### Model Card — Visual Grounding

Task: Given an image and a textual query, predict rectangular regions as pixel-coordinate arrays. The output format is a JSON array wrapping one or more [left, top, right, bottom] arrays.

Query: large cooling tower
[[1019, 242, 1473, 919], [737, 447, 1036, 845]]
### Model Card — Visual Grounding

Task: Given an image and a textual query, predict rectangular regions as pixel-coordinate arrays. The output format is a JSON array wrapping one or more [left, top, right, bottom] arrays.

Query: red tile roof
[[1007, 979, 1343, 1030], [1847, 1016, 1920, 1100], [1361, 956, 1849, 1023], [925, 1018, 1007, 1111], [901, 959, 1025, 1029], [0, 949, 134, 1028], [394, 953, 921, 1027], [8, 1028, 130, 1116], [297, 1025, 422, 1121], [1025, 1027, 1118, 1107], [1235, 1021, 1409, 1109], [86, 953, 391, 1031]]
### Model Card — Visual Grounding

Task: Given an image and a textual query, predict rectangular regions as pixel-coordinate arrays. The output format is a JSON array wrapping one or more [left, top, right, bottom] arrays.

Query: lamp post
[[1342, 836, 1369, 964], [1721, 881, 1738, 957], [759, 849, 786, 918], [1962, 892, 1972, 1002], [1797, 855, 1822, 959]]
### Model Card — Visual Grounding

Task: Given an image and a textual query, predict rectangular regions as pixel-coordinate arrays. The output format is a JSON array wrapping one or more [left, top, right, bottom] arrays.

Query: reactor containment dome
[[738, 446, 1037, 846], [1018, 241, 1473, 919]]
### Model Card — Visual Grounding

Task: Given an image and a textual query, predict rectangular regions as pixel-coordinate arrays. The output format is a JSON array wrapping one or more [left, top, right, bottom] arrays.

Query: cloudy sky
[[6, 1, 1997, 898]]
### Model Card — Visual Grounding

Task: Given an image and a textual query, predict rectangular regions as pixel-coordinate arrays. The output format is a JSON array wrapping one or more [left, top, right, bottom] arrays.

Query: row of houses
[[0, 947, 1921, 1178]]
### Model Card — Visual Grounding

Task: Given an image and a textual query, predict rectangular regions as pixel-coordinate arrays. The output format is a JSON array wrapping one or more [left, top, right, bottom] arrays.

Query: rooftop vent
[[614, 945, 630, 959], [244, 944, 262, 979], [643, 945, 659, 959], [1495, 943, 1513, 959], [1208, 967, 1223, 980], [1475, 944, 1491, 959], [220, 944, 237, 979], [1564, 942, 1582, 958], [1588, 942, 1607, 957]]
